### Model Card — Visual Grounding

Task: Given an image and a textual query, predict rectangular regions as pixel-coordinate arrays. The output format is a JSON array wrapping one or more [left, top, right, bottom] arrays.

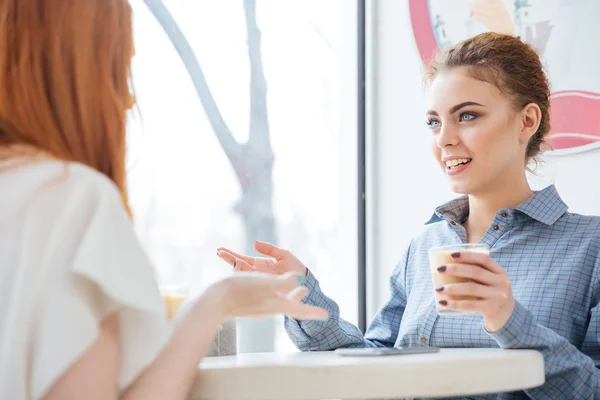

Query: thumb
[[254, 240, 287, 260]]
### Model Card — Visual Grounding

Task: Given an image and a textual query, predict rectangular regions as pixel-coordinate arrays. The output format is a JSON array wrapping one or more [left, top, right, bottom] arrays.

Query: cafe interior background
[[127, 0, 600, 353]]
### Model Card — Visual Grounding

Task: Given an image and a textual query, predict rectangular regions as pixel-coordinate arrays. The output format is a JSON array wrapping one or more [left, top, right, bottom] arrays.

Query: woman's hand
[[205, 271, 328, 321], [217, 241, 307, 276], [435, 251, 516, 332], [467, 0, 514, 36]]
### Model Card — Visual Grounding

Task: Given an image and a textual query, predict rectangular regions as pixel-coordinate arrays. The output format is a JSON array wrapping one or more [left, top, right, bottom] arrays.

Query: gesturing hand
[[207, 271, 328, 321], [217, 240, 307, 276]]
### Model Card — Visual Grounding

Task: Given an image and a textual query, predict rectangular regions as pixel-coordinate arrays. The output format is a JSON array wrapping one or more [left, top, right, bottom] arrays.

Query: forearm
[[285, 313, 380, 351], [122, 288, 224, 400], [285, 270, 388, 351], [487, 301, 600, 398]]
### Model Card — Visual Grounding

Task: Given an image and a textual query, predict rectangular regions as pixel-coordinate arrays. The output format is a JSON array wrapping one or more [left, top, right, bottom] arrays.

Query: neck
[[464, 172, 533, 243]]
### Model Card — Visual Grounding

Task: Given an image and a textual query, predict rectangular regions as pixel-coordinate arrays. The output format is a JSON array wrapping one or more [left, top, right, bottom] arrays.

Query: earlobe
[[519, 103, 542, 143]]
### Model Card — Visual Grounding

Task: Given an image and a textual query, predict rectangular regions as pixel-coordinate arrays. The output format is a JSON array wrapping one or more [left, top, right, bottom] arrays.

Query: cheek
[[430, 136, 442, 160], [468, 120, 515, 160]]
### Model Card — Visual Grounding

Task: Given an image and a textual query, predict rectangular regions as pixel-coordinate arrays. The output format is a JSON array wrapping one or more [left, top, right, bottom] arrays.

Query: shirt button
[[501, 212, 508, 218], [420, 336, 427, 343], [450, 221, 456, 225], [493, 225, 500, 231]]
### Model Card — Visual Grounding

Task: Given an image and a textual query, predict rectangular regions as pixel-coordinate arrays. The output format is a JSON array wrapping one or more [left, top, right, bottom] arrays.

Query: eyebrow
[[426, 101, 485, 117]]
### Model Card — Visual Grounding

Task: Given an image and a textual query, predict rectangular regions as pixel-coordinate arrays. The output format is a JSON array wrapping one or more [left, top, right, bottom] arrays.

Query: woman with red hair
[[0, 1, 327, 399]]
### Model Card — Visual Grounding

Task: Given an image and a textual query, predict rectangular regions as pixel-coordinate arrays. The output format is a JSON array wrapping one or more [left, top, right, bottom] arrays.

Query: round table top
[[191, 348, 545, 400]]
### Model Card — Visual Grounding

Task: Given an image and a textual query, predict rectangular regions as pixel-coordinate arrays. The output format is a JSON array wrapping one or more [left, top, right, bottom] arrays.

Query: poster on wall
[[409, 0, 600, 156]]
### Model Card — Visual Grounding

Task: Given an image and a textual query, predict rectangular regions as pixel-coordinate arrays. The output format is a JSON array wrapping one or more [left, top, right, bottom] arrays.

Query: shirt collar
[[425, 195, 469, 225], [514, 184, 569, 225], [425, 185, 568, 226]]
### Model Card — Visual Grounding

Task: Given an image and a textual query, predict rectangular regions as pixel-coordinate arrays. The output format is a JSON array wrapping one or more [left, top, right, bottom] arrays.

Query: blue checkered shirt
[[285, 185, 600, 399]]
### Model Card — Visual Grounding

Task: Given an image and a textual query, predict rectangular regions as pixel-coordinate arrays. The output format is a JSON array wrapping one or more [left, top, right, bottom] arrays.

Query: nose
[[437, 123, 459, 148]]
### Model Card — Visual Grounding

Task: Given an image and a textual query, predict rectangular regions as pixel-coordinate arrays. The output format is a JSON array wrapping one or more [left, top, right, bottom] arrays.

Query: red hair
[[0, 0, 135, 215]]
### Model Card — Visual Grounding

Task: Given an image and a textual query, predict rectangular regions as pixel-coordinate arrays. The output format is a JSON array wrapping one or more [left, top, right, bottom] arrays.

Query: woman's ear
[[519, 103, 542, 144]]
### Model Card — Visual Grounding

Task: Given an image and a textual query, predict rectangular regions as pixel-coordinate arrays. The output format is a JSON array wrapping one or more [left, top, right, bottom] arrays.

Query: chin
[[442, 163, 483, 195], [448, 185, 471, 195], [446, 178, 475, 195]]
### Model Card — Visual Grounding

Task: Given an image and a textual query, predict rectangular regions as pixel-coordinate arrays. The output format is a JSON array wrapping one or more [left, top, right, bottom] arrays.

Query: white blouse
[[0, 159, 171, 399]]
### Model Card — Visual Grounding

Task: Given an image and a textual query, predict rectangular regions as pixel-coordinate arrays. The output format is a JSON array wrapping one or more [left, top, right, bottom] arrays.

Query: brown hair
[[424, 32, 551, 163], [0, 0, 135, 215]]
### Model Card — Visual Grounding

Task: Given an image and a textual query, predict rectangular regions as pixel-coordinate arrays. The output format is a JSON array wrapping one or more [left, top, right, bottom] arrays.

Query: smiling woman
[[216, 32, 600, 399]]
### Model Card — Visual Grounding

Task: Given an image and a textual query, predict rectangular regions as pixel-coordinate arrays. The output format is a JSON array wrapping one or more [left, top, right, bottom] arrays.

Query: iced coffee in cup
[[429, 243, 489, 316], [160, 285, 188, 321]]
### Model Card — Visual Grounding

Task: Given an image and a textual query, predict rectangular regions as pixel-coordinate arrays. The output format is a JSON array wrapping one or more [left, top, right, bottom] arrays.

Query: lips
[[445, 158, 472, 170], [547, 90, 600, 151]]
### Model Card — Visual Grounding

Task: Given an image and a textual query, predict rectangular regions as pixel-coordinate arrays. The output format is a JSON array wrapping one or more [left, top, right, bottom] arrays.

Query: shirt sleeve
[[284, 245, 410, 351], [487, 299, 600, 399], [29, 177, 171, 399]]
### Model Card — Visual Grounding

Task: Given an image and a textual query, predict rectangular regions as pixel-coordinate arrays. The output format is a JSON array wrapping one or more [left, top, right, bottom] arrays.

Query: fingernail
[[435, 286, 444, 292], [451, 252, 461, 258], [297, 274, 306, 285], [439, 300, 448, 306], [437, 265, 447, 272]]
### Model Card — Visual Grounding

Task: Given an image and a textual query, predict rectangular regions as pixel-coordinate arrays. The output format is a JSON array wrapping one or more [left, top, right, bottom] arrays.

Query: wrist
[[193, 281, 230, 322], [484, 298, 516, 333]]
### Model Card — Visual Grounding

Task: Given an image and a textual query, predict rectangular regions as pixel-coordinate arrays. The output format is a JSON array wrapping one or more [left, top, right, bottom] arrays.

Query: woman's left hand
[[436, 251, 516, 332]]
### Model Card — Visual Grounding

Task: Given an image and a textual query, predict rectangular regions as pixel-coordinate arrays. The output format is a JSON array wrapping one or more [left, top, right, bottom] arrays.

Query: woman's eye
[[460, 112, 477, 122], [426, 119, 441, 129]]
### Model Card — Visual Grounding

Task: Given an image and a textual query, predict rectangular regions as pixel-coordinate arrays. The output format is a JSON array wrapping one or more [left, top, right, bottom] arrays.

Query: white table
[[190, 348, 545, 399]]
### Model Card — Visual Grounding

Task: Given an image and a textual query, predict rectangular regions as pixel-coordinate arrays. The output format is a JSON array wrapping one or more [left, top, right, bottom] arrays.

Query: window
[[127, 0, 360, 352]]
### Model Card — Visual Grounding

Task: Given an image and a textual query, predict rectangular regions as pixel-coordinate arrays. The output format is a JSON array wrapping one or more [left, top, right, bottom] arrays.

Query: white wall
[[366, 0, 600, 318], [528, 153, 600, 215]]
